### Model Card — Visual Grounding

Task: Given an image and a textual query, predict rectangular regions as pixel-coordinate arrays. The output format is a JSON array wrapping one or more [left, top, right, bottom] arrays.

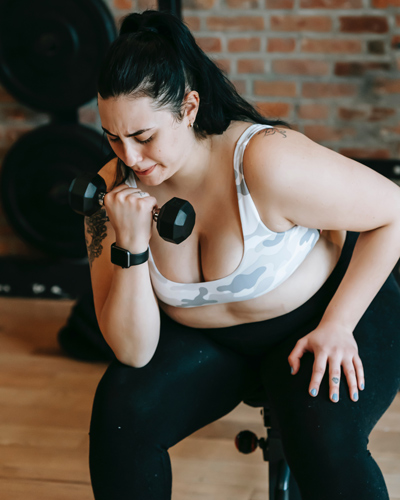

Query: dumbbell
[[68, 172, 195, 244]]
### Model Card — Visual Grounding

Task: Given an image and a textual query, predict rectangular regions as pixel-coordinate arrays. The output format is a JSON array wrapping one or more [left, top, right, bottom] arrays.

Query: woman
[[87, 9, 400, 500]]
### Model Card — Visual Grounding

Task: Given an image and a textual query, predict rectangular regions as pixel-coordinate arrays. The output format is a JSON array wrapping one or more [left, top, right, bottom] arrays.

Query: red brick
[[184, 0, 216, 8], [339, 17, 389, 34], [304, 125, 356, 142], [273, 59, 329, 76], [374, 78, 400, 94], [339, 148, 390, 159], [335, 62, 391, 76], [267, 38, 296, 52], [213, 59, 231, 73], [397, 15, 400, 27], [338, 108, 368, 121], [372, 0, 400, 6], [196, 37, 222, 53], [340, 107, 398, 123], [183, 16, 201, 32], [232, 80, 247, 94], [270, 16, 332, 32], [254, 81, 297, 97], [138, 0, 157, 7], [207, 17, 264, 31], [266, 0, 294, 7], [0, 105, 40, 122], [226, 0, 258, 7], [228, 37, 261, 52], [301, 38, 362, 53], [301, 0, 361, 6], [237, 59, 265, 74], [302, 82, 358, 98], [383, 124, 400, 134], [113, 0, 133, 9], [256, 102, 292, 118], [297, 103, 329, 120], [392, 35, 400, 49]]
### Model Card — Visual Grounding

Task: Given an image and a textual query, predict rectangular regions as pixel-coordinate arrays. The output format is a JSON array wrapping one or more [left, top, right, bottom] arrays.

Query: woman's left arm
[[244, 128, 400, 403]]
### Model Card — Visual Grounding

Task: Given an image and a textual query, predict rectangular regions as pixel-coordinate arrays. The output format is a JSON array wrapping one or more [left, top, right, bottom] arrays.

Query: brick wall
[[0, 0, 399, 256]]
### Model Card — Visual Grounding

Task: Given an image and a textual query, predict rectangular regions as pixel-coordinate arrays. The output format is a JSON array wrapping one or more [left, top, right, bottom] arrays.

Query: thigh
[[258, 272, 400, 458], [90, 313, 259, 449]]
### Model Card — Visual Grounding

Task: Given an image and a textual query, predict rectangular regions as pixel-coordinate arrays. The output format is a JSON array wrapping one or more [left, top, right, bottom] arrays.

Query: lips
[[135, 164, 157, 176]]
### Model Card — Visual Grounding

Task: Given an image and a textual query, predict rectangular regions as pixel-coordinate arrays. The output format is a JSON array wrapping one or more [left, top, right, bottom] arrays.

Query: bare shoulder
[[243, 126, 313, 176], [242, 127, 315, 222], [243, 125, 400, 233]]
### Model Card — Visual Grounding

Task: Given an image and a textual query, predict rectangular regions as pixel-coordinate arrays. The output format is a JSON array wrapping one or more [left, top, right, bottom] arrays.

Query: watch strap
[[111, 243, 149, 268]]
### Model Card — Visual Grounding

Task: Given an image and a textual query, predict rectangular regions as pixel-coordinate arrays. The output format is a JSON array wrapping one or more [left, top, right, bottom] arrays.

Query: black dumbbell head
[[157, 197, 196, 244], [69, 173, 107, 216]]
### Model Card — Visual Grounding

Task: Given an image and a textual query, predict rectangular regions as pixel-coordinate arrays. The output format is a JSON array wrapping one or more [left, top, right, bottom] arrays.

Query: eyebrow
[[101, 126, 153, 138]]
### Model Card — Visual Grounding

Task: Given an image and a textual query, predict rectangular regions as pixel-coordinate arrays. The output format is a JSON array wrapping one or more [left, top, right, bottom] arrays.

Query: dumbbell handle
[[97, 191, 161, 220], [69, 172, 196, 244]]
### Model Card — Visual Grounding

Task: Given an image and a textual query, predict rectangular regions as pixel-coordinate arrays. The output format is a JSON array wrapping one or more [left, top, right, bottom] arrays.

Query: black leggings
[[89, 231, 400, 500]]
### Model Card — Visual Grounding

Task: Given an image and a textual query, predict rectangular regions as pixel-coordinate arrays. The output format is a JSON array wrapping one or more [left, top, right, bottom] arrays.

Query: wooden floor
[[0, 297, 399, 500]]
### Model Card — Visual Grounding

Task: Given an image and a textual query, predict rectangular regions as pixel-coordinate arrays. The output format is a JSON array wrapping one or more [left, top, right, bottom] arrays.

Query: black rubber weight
[[0, 0, 116, 112], [0, 123, 111, 258]]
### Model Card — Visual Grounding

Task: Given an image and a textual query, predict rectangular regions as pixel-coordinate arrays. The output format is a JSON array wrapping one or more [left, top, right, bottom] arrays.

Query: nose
[[119, 141, 143, 167]]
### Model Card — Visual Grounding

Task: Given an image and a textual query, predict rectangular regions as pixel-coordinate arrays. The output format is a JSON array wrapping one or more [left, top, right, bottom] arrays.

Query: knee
[[90, 360, 153, 434]]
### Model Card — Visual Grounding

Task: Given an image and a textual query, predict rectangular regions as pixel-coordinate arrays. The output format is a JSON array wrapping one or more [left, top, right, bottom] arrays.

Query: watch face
[[111, 244, 130, 268], [110, 243, 149, 268]]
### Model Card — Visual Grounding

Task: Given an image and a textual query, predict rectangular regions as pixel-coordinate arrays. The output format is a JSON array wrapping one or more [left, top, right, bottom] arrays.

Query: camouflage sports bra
[[125, 123, 320, 308]]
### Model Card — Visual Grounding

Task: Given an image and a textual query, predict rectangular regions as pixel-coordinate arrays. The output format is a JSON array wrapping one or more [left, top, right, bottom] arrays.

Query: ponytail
[[97, 10, 290, 184]]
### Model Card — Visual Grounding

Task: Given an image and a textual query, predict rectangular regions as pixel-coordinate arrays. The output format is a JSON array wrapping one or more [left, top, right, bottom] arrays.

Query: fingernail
[[311, 388, 317, 397], [361, 383, 365, 390], [290, 366, 294, 374], [332, 393, 338, 402], [353, 392, 359, 401]]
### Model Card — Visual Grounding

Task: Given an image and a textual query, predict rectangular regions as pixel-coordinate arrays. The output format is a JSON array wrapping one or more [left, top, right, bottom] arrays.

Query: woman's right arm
[[84, 172, 160, 368]]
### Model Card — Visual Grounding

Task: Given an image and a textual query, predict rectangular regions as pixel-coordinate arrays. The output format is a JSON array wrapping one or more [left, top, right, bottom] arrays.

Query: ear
[[183, 90, 199, 125]]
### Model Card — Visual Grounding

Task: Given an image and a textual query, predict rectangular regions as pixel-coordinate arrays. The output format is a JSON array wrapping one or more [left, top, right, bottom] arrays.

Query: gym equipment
[[0, 123, 111, 259], [69, 172, 196, 244], [235, 386, 302, 500], [0, 0, 116, 113]]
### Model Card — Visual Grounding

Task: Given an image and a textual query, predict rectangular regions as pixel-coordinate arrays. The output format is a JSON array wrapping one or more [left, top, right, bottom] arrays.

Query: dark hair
[[97, 10, 290, 184]]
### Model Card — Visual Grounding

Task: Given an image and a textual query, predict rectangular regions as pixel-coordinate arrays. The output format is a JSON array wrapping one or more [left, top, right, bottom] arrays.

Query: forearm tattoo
[[85, 209, 109, 268], [263, 128, 287, 138]]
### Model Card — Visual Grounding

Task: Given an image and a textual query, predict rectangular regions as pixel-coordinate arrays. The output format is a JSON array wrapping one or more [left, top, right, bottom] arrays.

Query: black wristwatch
[[111, 243, 149, 268]]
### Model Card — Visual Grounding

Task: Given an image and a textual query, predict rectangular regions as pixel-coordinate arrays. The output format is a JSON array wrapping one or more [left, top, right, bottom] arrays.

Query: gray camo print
[[126, 124, 320, 308]]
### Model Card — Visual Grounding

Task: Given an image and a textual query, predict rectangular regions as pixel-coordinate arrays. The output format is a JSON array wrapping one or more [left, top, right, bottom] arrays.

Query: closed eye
[[107, 135, 153, 144], [137, 136, 153, 144]]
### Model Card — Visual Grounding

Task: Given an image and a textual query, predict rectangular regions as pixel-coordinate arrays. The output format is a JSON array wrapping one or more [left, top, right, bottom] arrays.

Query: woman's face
[[98, 94, 195, 186]]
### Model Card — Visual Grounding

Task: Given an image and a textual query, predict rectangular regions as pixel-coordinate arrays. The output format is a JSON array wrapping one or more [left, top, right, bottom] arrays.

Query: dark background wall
[[0, 0, 399, 257]]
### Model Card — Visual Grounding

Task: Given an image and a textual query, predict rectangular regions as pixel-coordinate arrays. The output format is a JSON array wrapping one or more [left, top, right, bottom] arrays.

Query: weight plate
[[0, 123, 112, 258], [0, 0, 116, 113]]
